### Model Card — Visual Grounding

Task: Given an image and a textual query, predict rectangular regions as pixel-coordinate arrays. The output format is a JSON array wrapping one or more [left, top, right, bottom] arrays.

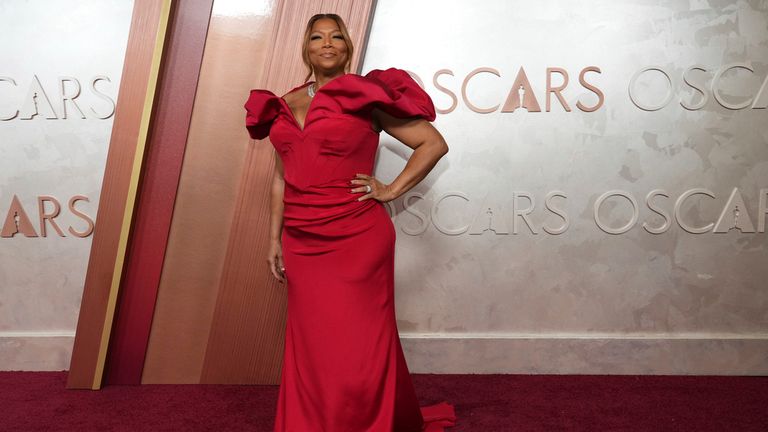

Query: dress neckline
[[279, 73, 354, 133]]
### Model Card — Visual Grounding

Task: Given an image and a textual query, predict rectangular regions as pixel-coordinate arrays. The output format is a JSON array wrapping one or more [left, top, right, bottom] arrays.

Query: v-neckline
[[280, 82, 315, 132], [279, 74, 351, 133]]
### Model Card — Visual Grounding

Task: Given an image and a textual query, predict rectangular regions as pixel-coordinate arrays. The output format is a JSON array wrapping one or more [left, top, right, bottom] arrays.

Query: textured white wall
[[363, 0, 768, 374], [0, 0, 134, 370]]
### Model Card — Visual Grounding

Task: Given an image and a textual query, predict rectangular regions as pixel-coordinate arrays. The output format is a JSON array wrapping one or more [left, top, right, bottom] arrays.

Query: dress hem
[[420, 401, 457, 431]]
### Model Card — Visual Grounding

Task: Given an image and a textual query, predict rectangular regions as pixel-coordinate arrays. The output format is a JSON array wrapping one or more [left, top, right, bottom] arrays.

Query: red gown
[[244, 68, 457, 432]]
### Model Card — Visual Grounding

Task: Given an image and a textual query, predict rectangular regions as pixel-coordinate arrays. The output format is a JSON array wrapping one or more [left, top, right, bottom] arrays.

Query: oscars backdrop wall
[[0, 0, 134, 370], [364, 0, 768, 373]]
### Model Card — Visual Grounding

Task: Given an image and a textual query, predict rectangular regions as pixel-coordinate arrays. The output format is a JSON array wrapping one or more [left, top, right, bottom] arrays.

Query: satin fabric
[[245, 68, 456, 432]]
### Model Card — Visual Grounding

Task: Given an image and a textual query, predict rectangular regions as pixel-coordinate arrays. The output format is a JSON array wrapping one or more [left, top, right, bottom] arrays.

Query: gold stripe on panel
[[91, 0, 174, 390]]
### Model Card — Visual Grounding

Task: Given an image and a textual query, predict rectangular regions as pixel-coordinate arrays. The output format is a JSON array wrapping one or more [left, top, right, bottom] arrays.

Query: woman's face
[[308, 18, 348, 76]]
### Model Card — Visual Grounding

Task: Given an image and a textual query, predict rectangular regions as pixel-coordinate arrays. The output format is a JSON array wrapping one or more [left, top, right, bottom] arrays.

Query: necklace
[[308, 74, 345, 98]]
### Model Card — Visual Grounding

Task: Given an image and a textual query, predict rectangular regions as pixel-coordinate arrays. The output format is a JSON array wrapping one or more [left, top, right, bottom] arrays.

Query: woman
[[244, 13, 456, 432]]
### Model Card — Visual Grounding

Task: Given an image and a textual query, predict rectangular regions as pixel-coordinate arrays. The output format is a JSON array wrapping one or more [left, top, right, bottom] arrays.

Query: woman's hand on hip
[[267, 239, 286, 284], [350, 173, 396, 203]]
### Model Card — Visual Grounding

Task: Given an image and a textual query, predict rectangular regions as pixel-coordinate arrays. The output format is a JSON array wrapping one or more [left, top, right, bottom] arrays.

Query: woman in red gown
[[244, 13, 456, 432]]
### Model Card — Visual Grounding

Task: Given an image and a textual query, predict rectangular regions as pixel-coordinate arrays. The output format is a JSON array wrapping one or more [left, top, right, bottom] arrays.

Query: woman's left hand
[[350, 173, 396, 203]]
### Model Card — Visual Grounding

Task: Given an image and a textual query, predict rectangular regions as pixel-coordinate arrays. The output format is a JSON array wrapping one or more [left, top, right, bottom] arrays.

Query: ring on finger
[[365, 184, 372, 193]]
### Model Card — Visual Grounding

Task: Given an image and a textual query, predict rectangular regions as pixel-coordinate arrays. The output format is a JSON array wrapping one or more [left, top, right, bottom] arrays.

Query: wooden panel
[[67, 0, 173, 389], [199, 1, 377, 384], [104, 0, 215, 385], [140, 3, 282, 383]]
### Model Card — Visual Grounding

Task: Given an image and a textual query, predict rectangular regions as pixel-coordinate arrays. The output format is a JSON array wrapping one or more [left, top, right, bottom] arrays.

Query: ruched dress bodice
[[244, 68, 436, 236]]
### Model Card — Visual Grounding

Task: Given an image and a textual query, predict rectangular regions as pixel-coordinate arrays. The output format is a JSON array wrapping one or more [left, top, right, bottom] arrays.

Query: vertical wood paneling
[[199, 0, 377, 384], [66, 0, 173, 390], [140, 4, 283, 383], [104, 0, 215, 385]]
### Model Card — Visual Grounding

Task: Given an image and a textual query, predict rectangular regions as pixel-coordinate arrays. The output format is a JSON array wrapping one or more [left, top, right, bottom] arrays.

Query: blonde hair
[[301, 14, 354, 83]]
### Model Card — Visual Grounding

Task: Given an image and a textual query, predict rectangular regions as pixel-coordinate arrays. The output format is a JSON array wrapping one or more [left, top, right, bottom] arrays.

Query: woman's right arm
[[267, 149, 286, 283]]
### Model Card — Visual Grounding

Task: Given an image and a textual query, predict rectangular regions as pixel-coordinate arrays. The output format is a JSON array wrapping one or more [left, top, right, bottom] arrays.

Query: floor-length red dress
[[244, 68, 457, 432]]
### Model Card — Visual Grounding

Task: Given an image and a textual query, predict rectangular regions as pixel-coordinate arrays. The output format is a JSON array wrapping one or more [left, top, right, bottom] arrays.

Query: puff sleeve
[[363, 68, 436, 121], [244, 89, 282, 140]]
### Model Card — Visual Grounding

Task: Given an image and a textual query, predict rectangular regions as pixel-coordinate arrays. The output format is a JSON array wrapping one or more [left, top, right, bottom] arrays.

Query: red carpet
[[1, 371, 766, 431]]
